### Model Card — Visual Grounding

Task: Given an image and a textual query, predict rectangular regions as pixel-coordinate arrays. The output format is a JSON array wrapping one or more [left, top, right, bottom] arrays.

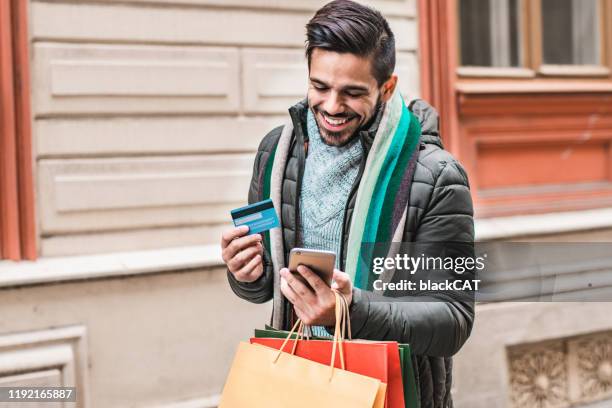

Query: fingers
[[280, 268, 316, 303], [221, 225, 249, 248], [222, 230, 262, 269], [280, 273, 299, 304], [226, 243, 263, 272], [296, 265, 327, 295], [292, 303, 310, 325], [234, 254, 264, 282], [281, 279, 312, 325]]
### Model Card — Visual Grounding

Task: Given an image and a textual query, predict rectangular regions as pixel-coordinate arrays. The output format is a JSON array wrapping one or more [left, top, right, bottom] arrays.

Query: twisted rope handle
[[272, 288, 351, 383]]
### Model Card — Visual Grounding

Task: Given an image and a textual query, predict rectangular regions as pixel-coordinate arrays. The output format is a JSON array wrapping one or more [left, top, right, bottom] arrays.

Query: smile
[[320, 113, 356, 130]]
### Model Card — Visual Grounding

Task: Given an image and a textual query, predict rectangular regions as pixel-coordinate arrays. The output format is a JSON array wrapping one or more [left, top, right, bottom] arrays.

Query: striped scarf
[[261, 89, 421, 328]]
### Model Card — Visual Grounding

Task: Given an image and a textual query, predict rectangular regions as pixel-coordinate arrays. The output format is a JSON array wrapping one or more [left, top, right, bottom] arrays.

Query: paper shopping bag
[[399, 344, 419, 408], [220, 290, 385, 408], [219, 341, 384, 408], [252, 337, 389, 406], [254, 334, 405, 408]]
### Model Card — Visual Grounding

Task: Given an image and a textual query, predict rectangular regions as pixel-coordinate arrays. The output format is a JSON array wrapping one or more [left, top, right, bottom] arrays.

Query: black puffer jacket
[[227, 98, 475, 408]]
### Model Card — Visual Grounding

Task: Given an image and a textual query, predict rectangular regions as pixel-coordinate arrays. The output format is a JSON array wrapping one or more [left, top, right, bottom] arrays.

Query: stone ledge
[[0, 245, 223, 289], [151, 394, 220, 408], [2, 207, 611, 288], [475, 207, 612, 241]]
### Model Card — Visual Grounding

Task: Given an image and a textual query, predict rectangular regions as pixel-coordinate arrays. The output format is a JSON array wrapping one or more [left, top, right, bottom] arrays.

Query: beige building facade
[[1, 0, 611, 407]]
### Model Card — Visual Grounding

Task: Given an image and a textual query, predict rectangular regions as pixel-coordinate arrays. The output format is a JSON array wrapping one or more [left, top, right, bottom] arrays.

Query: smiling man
[[221, 1, 475, 407]]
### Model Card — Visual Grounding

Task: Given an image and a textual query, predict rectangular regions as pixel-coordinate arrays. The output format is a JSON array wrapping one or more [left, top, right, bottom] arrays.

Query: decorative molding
[[33, 44, 240, 116], [568, 333, 612, 403], [35, 116, 280, 158], [456, 67, 536, 78], [508, 341, 569, 408], [50, 61, 232, 97], [31, 2, 416, 51], [48, 156, 252, 212], [80, 0, 417, 18], [241, 48, 308, 114], [508, 331, 612, 407], [38, 155, 252, 234], [458, 92, 612, 117], [457, 91, 612, 218], [0, 325, 90, 407], [456, 81, 612, 95], [240, 49, 420, 114]]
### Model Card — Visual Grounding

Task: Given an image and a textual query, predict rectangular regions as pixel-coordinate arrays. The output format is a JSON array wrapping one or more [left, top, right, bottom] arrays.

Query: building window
[[460, 0, 522, 67], [458, 0, 611, 77], [541, 0, 599, 65]]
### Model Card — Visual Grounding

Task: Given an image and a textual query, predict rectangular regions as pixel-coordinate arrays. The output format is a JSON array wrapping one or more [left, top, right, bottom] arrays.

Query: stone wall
[[30, 0, 419, 257]]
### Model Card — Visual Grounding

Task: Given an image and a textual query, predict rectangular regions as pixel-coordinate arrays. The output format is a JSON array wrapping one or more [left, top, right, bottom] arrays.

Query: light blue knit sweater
[[298, 109, 363, 337]]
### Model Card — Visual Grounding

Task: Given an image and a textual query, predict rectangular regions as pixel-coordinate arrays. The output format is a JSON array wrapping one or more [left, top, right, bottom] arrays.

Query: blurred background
[[0, 0, 611, 406]]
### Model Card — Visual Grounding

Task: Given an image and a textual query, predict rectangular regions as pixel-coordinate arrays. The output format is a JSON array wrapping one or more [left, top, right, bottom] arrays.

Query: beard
[[311, 95, 383, 147]]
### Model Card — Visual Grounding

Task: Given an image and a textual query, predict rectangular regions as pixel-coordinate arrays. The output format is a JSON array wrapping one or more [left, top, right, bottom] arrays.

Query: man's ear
[[380, 75, 398, 103]]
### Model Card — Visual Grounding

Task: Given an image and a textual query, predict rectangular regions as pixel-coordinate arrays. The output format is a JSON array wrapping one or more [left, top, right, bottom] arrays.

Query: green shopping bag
[[398, 344, 419, 408], [256, 326, 330, 340]]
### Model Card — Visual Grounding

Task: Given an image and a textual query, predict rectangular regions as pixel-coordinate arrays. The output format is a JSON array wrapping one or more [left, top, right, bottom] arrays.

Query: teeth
[[323, 115, 349, 126]]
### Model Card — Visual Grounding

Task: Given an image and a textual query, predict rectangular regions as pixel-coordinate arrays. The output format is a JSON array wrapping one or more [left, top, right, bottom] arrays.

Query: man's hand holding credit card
[[221, 199, 280, 284]]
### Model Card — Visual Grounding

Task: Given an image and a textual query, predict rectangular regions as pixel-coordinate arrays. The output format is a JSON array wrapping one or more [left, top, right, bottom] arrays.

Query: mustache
[[313, 107, 358, 120]]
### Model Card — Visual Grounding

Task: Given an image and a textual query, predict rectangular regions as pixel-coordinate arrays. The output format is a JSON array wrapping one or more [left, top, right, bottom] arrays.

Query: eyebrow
[[309, 77, 370, 93]]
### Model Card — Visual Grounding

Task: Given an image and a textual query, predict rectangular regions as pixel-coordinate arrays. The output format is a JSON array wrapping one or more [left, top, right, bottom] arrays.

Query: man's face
[[307, 49, 384, 146]]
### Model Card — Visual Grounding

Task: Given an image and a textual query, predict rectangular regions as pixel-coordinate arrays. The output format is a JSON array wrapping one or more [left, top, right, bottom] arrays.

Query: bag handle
[[328, 290, 345, 380], [337, 291, 352, 341], [272, 289, 350, 381]]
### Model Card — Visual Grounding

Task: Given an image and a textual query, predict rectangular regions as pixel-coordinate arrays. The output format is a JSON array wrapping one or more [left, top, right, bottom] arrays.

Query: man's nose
[[322, 91, 343, 116]]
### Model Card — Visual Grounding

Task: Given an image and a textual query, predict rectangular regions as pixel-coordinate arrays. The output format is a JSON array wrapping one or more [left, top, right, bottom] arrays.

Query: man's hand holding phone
[[280, 266, 353, 327], [221, 225, 264, 283]]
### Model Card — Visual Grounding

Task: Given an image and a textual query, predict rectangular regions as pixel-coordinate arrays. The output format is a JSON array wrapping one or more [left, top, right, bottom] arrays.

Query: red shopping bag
[[357, 340, 404, 408], [251, 337, 405, 408]]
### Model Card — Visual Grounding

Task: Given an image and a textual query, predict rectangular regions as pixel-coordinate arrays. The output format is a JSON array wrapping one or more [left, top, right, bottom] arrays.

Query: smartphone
[[288, 248, 336, 287]]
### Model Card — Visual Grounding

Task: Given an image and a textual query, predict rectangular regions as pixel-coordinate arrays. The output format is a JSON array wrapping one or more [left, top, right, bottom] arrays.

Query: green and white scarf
[[260, 89, 421, 328]]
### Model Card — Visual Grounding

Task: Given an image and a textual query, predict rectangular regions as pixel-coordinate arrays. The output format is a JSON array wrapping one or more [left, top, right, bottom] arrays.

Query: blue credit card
[[231, 198, 280, 235]]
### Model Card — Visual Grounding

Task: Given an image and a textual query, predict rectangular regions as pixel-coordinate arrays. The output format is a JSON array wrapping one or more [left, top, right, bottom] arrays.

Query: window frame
[[457, 0, 612, 78]]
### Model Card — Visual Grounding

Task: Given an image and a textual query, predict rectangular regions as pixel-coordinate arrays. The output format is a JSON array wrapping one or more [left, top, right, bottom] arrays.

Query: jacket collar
[[407, 99, 444, 149]]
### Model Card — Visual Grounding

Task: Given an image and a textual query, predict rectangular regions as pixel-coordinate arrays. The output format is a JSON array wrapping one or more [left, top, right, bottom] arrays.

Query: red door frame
[[0, 0, 36, 260], [418, 0, 461, 156]]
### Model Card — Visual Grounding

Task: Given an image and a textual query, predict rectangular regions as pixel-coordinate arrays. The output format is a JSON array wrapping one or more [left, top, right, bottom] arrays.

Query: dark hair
[[305, 0, 396, 86]]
